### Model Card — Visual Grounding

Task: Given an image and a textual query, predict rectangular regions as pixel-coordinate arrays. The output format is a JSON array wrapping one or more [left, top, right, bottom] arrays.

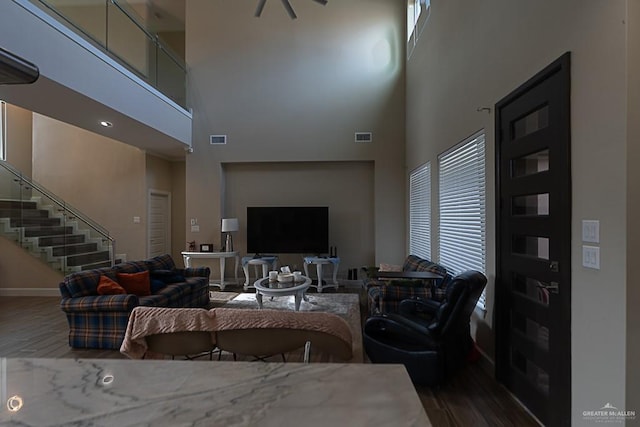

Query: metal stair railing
[[0, 160, 115, 274]]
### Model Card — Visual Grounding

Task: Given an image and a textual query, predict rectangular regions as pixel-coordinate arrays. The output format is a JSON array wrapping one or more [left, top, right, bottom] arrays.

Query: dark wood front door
[[495, 53, 571, 426]]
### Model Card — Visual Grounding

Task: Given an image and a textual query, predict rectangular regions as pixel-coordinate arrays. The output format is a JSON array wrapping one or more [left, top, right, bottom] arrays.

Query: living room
[[1, 0, 640, 425]]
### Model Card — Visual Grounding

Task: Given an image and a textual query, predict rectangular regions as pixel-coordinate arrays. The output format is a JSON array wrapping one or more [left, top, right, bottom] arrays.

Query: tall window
[[409, 163, 431, 259], [407, 0, 430, 59], [438, 131, 486, 307], [0, 101, 6, 161]]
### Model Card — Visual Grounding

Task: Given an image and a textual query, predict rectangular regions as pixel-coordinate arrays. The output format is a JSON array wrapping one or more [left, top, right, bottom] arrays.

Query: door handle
[[537, 281, 559, 294]]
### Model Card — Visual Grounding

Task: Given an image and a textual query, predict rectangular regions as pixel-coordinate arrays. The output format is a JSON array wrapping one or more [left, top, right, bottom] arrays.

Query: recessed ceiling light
[[100, 121, 113, 127]]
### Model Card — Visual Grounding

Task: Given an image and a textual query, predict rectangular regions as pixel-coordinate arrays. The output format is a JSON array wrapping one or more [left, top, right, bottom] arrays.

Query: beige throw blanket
[[213, 308, 352, 346], [120, 306, 217, 359], [120, 306, 352, 359]]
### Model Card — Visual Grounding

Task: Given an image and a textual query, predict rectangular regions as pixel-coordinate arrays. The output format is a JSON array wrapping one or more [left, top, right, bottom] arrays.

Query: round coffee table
[[253, 276, 312, 311]]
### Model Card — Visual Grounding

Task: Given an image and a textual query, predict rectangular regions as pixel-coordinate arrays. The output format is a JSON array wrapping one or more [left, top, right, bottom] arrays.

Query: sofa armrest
[[376, 271, 443, 280], [182, 267, 210, 279], [60, 294, 138, 313]]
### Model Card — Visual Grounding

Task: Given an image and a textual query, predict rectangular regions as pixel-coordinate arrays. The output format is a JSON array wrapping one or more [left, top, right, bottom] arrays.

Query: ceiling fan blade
[[311, 0, 328, 4], [281, 0, 297, 19], [255, 0, 267, 17]]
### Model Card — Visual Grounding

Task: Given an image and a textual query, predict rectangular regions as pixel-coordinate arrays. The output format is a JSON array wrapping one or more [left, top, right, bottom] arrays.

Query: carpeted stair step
[[66, 250, 111, 267], [24, 226, 74, 237], [52, 242, 98, 256], [0, 208, 49, 218], [36, 234, 86, 246], [0, 200, 37, 210], [11, 217, 61, 227], [80, 260, 113, 270]]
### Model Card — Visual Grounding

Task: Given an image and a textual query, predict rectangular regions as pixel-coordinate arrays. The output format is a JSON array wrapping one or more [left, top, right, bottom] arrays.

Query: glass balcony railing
[[0, 160, 115, 274], [32, 0, 187, 109]]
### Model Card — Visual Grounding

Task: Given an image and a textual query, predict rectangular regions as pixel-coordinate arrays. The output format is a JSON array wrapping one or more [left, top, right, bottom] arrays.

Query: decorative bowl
[[277, 273, 294, 283]]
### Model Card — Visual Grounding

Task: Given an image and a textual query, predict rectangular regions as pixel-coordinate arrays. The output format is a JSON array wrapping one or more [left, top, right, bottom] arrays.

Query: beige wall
[[185, 0, 406, 267], [406, 0, 628, 422], [223, 161, 375, 276], [146, 153, 172, 190], [0, 104, 33, 200], [170, 160, 186, 263], [5, 104, 33, 176], [32, 114, 147, 261], [0, 236, 62, 292]]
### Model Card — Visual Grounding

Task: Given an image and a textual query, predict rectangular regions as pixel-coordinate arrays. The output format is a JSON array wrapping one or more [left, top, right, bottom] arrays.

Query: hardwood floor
[[0, 296, 539, 426]]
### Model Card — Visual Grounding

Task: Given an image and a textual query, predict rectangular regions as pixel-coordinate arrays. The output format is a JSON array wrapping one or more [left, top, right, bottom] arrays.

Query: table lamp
[[221, 218, 239, 252]]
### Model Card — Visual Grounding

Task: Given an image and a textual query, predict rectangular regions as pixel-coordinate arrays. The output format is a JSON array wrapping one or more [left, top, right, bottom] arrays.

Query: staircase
[[0, 162, 114, 274]]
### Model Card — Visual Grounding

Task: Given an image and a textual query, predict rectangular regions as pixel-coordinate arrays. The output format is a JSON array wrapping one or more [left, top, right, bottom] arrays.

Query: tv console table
[[303, 256, 340, 293], [181, 251, 239, 291]]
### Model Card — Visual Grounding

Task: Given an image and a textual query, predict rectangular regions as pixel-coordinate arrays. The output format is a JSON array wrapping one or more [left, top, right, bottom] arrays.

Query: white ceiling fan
[[255, 0, 328, 19]]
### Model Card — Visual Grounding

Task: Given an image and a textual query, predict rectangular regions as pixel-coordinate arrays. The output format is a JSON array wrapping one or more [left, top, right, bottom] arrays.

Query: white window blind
[[409, 163, 431, 260], [438, 131, 486, 309]]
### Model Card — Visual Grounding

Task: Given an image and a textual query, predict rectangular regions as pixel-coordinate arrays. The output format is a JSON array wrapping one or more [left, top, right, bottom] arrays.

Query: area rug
[[210, 291, 363, 363]]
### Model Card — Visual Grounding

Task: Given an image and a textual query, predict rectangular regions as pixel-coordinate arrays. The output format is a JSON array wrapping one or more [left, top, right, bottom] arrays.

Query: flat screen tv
[[246, 206, 329, 255]]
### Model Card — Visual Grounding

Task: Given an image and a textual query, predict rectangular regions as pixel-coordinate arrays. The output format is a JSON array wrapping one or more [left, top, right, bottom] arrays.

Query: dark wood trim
[[495, 52, 572, 426]]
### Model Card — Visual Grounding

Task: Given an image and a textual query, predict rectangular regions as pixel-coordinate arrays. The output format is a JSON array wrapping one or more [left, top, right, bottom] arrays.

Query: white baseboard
[[0, 288, 60, 297]]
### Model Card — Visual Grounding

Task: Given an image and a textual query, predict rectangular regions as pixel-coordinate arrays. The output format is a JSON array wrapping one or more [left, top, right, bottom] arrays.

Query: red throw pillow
[[116, 271, 151, 296], [97, 275, 126, 295]]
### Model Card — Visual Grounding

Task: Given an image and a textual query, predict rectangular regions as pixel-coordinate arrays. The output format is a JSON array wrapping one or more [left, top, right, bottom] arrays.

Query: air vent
[[210, 135, 227, 145], [355, 132, 372, 143]]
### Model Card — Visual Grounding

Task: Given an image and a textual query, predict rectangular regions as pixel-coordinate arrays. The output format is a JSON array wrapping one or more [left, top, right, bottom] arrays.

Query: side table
[[182, 251, 240, 291], [254, 276, 312, 311], [303, 256, 340, 293], [242, 255, 279, 290]]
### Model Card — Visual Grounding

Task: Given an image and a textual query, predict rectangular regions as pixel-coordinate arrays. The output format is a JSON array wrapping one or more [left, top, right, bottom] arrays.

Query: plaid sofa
[[364, 255, 451, 315], [59, 254, 210, 350]]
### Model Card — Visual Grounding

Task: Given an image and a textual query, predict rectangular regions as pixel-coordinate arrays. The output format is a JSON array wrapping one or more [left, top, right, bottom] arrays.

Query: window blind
[[409, 163, 431, 260], [438, 131, 486, 309]]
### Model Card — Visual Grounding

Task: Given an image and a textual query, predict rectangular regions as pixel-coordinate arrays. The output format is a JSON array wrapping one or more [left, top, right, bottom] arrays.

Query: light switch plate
[[582, 220, 599, 243], [582, 245, 600, 269], [133, 216, 140, 224]]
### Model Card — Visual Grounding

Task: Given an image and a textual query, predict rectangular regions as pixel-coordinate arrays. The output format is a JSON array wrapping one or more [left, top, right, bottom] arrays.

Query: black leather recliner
[[363, 270, 487, 386]]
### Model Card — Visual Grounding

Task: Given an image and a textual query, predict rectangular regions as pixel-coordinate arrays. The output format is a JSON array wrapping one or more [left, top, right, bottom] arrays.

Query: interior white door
[[148, 191, 171, 257]]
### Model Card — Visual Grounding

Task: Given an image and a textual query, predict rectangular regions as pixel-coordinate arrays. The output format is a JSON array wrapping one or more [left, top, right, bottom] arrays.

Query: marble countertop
[[0, 358, 431, 426]]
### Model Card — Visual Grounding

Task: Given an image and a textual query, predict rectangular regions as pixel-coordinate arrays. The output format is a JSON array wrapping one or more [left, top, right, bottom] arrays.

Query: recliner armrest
[[364, 314, 440, 350], [398, 298, 440, 316]]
